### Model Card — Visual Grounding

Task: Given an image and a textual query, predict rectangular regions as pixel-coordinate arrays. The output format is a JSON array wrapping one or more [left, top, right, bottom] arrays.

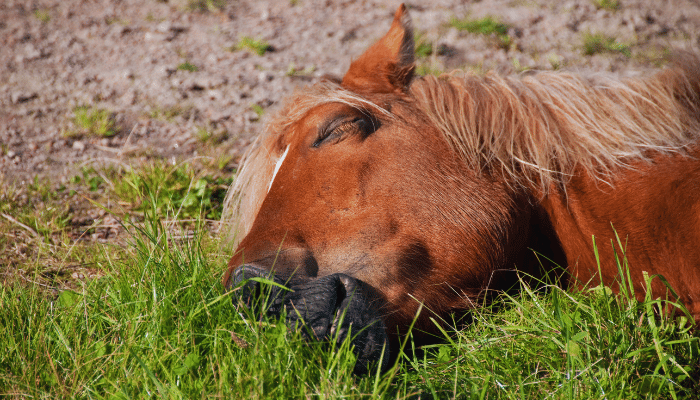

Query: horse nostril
[[229, 264, 269, 288], [229, 264, 289, 315], [286, 273, 390, 374]]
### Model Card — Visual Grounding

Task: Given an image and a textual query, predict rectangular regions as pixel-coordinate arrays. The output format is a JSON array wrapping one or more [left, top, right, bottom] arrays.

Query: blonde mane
[[412, 55, 700, 189], [222, 55, 700, 246]]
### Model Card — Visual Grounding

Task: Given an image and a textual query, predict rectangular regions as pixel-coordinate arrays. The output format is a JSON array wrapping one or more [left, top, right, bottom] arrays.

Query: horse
[[221, 4, 700, 373]]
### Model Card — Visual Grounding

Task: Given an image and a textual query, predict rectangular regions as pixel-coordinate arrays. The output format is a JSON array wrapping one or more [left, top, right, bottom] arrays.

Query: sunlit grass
[[1, 165, 699, 397], [65, 105, 116, 138]]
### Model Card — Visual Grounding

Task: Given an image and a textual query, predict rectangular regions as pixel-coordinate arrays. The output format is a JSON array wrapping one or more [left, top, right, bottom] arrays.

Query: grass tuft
[[33, 9, 51, 23], [449, 15, 513, 50], [593, 0, 621, 11], [229, 37, 272, 56], [176, 61, 199, 72], [582, 32, 632, 57], [449, 16, 508, 36], [250, 104, 265, 118], [66, 105, 116, 138]]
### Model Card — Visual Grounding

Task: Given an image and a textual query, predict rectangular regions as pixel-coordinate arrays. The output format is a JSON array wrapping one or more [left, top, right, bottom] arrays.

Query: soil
[[2, 0, 700, 186]]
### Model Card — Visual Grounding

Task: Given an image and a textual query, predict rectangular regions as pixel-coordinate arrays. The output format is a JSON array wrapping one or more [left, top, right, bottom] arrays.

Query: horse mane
[[412, 53, 700, 190]]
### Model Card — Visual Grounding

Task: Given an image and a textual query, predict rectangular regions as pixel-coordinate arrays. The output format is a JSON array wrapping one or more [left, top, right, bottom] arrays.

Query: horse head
[[221, 5, 549, 373]]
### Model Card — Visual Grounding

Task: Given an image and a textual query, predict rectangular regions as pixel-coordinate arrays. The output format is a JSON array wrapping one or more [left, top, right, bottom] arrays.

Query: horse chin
[[229, 264, 391, 375]]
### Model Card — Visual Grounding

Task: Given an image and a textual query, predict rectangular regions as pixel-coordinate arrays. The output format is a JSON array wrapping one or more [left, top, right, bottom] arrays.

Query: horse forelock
[[412, 54, 700, 191], [221, 82, 392, 247]]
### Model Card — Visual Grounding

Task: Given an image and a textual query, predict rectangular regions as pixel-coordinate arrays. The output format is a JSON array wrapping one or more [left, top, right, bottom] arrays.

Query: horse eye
[[313, 117, 366, 148]]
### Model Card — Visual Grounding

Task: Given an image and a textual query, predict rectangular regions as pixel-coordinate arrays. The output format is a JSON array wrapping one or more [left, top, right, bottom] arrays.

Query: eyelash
[[313, 117, 365, 147]]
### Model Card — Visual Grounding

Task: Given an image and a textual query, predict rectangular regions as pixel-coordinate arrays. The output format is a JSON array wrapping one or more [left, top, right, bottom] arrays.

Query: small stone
[[72, 141, 85, 151]]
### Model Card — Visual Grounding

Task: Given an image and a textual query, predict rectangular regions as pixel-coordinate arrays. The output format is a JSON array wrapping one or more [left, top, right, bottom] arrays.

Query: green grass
[[2, 222, 698, 397], [250, 104, 265, 119], [593, 0, 621, 11], [33, 9, 51, 23], [0, 176, 72, 248], [66, 106, 116, 138], [449, 16, 508, 36], [73, 163, 233, 221], [229, 37, 272, 56], [176, 61, 198, 72], [0, 161, 232, 287], [413, 32, 446, 77], [2, 164, 700, 397], [449, 16, 513, 50], [414, 32, 434, 59], [582, 33, 632, 57]]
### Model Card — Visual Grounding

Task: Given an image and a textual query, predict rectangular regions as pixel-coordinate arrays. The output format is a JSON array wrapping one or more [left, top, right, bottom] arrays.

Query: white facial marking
[[268, 145, 290, 193]]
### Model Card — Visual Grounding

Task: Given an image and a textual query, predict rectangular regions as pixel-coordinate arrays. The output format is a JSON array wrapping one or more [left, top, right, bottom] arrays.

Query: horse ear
[[342, 4, 415, 94]]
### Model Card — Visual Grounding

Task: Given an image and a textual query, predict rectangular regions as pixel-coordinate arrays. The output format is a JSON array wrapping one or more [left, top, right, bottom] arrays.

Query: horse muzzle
[[228, 264, 391, 374]]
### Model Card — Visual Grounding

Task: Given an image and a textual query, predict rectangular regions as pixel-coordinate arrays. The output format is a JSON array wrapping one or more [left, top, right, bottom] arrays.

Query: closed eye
[[313, 115, 378, 148]]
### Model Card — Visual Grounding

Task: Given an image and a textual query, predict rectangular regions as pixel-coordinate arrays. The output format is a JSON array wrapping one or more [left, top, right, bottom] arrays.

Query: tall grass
[[1, 183, 699, 397]]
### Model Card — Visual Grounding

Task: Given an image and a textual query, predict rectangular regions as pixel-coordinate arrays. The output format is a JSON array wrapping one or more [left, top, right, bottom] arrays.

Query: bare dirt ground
[[3, 0, 700, 183], [1, 0, 699, 272]]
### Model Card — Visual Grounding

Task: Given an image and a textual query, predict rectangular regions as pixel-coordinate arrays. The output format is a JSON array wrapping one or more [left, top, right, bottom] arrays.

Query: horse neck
[[535, 146, 700, 299]]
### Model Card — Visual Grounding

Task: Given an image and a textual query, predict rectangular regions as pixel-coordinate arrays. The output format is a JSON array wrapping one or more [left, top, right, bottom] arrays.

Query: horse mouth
[[228, 264, 391, 374]]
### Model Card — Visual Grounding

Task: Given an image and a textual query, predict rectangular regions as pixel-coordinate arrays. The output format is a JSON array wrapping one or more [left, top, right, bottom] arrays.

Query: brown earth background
[[1, 0, 700, 274]]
